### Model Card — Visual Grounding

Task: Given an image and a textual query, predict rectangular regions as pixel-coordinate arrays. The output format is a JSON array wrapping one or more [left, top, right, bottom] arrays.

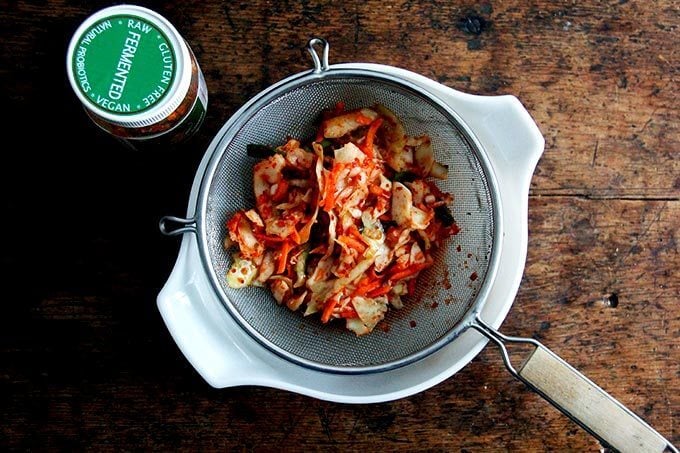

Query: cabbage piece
[[334, 142, 366, 164], [296, 144, 324, 244], [392, 182, 431, 230], [229, 212, 264, 259], [361, 212, 392, 272], [256, 251, 275, 284], [244, 209, 264, 227], [322, 108, 378, 138], [375, 105, 409, 171], [391, 182, 413, 226], [346, 318, 370, 336], [293, 248, 309, 288], [347, 296, 388, 335], [305, 280, 333, 316], [430, 161, 449, 180], [287, 291, 307, 311], [264, 216, 297, 238], [227, 253, 259, 288], [410, 206, 431, 230], [253, 154, 286, 199], [269, 276, 293, 304], [413, 136, 434, 175]]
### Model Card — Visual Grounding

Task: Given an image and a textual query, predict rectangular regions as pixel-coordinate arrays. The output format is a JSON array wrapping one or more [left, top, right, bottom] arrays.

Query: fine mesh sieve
[[193, 41, 501, 374]]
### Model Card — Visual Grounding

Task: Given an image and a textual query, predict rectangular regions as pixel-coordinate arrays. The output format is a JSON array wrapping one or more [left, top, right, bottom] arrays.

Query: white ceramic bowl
[[157, 62, 544, 403]]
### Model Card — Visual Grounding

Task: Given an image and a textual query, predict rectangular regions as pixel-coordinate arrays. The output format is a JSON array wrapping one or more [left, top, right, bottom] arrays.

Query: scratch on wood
[[620, 202, 666, 265], [591, 140, 599, 167], [223, 5, 236, 30], [318, 407, 335, 442], [639, 118, 653, 133], [657, 54, 671, 66], [638, 108, 657, 134], [280, 405, 309, 442], [650, 309, 673, 438], [354, 5, 360, 49], [347, 417, 360, 440], [661, 312, 673, 436]]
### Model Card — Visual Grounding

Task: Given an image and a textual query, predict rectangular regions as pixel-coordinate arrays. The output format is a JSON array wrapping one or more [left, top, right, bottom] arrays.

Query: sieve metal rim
[[193, 65, 503, 374]]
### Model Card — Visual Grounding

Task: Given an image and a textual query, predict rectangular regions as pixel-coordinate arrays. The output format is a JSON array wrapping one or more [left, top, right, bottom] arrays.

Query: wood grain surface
[[1, 0, 677, 451]]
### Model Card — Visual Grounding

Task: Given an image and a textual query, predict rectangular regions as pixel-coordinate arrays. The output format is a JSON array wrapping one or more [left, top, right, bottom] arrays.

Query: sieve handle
[[471, 318, 677, 453]]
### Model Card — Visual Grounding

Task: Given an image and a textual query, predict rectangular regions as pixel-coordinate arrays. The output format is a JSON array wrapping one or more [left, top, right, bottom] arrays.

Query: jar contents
[[66, 4, 208, 146]]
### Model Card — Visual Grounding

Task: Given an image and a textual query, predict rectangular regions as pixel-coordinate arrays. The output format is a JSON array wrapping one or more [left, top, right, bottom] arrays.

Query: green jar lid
[[67, 5, 192, 128]]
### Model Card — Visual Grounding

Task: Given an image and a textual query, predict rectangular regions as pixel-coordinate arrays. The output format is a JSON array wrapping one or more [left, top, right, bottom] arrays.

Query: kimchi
[[224, 103, 459, 335]]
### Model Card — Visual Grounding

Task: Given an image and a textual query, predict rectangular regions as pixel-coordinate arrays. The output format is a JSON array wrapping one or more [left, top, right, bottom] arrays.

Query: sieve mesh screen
[[203, 75, 495, 371]]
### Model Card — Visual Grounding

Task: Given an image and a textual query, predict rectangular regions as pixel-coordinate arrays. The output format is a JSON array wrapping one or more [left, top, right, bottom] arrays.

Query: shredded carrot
[[226, 211, 243, 235], [366, 285, 391, 298], [320, 296, 339, 323], [346, 225, 367, 244], [322, 167, 337, 211], [290, 228, 301, 245], [361, 118, 383, 158], [353, 276, 370, 290], [338, 234, 367, 254], [254, 232, 287, 244], [356, 112, 374, 125], [271, 179, 289, 203], [297, 219, 314, 244], [354, 279, 382, 297], [389, 262, 430, 282], [355, 275, 370, 286], [368, 184, 384, 196], [276, 240, 293, 274], [338, 305, 359, 319]]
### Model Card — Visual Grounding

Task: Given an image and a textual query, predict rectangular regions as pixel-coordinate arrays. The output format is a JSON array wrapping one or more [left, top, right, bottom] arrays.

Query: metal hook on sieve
[[307, 38, 329, 73], [470, 316, 538, 378], [159, 216, 197, 236]]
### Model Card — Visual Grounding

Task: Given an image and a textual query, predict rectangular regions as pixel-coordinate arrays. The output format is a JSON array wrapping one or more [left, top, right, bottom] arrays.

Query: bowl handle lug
[[435, 88, 545, 191], [157, 238, 274, 388]]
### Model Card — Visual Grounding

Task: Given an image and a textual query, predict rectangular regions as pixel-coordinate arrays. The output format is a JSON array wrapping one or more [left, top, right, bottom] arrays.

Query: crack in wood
[[530, 194, 680, 201]]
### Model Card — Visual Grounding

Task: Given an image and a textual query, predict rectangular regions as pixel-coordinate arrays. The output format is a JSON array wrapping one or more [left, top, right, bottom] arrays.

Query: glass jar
[[66, 4, 208, 146]]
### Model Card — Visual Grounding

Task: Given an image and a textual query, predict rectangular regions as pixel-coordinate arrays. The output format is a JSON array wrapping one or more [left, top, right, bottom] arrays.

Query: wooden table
[[2, 1, 677, 450]]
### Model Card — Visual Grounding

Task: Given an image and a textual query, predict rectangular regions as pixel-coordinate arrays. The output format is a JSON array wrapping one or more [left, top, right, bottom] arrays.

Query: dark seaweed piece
[[434, 205, 456, 226], [246, 144, 277, 158], [393, 171, 419, 183]]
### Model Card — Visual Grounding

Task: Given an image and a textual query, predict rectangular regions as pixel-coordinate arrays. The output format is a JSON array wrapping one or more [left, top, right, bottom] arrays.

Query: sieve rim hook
[[159, 215, 197, 236], [307, 38, 329, 73]]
